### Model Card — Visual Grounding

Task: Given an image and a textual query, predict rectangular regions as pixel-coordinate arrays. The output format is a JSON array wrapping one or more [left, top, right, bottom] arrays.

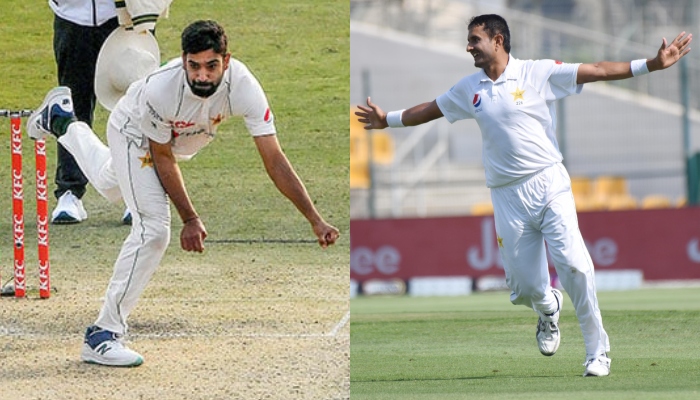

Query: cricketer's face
[[466, 24, 500, 69], [182, 49, 231, 98]]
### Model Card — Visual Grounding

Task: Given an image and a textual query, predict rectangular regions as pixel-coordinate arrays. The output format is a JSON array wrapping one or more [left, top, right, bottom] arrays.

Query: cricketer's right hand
[[314, 221, 339, 249], [181, 217, 207, 253], [355, 97, 388, 130]]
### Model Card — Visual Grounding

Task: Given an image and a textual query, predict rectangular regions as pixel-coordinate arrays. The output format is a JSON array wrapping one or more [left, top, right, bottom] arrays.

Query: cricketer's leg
[[541, 164, 610, 359], [492, 168, 564, 357], [57, 121, 122, 203], [92, 126, 171, 335], [491, 168, 560, 316]]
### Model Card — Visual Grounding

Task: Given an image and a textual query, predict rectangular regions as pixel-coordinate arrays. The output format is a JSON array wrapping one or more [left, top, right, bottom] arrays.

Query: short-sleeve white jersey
[[436, 56, 582, 187], [49, 0, 116, 27], [110, 56, 276, 160]]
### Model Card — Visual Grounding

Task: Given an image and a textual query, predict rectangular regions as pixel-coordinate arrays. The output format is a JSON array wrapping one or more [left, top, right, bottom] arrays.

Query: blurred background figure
[[49, 0, 171, 224]]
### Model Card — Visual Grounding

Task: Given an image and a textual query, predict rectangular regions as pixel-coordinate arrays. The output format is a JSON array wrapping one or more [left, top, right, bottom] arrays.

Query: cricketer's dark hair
[[181, 20, 228, 55], [468, 14, 511, 53]]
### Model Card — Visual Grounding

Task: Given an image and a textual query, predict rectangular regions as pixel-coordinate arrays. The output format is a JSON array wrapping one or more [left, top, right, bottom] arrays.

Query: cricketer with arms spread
[[28, 20, 339, 367]]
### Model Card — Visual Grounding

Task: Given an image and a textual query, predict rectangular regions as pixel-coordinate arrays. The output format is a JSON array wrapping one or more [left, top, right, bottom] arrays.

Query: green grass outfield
[[0, 1, 349, 286], [351, 288, 700, 399], [0, 1, 349, 241]]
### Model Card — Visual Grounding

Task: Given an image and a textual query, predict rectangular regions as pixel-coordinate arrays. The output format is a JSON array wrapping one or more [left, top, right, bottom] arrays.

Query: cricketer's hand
[[181, 217, 207, 253]]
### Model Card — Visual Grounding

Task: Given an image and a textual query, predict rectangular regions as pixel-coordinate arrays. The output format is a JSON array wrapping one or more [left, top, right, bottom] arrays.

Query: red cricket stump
[[11, 113, 26, 297], [4, 111, 51, 298], [36, 139, 50, 299]]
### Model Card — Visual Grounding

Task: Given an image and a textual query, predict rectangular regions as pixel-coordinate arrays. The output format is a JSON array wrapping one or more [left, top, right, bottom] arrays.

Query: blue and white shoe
[[51, 190, 87, 224], [27, 86, 75, 140], [80, 325, 144, 367]]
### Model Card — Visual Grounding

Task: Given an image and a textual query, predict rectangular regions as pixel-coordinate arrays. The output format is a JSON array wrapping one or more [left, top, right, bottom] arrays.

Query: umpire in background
[[48, 0, 170, 224]]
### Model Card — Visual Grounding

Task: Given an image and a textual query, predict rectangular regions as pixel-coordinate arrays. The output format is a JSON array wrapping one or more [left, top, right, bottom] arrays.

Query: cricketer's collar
[[478, 54, 519, 84]]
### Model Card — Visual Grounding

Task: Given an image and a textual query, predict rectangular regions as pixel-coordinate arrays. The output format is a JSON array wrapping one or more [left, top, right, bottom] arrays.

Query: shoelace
[[101, 332, 127, 349], [584, 357, 608, 368], [87, 328, 124, 346], [538, 319, 558, 334]]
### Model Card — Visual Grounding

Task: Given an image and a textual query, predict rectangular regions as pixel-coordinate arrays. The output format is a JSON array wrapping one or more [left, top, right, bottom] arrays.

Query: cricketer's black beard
[[188, 80, 218, 98]]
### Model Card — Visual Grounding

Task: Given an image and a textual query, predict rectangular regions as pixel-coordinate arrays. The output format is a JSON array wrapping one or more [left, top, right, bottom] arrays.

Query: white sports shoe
[[80, 326, 144, 367], [583, 354, 611, 377], [536, 288, 563, 356], [51, 190, 88, 224], [27, 86, 75, 140]]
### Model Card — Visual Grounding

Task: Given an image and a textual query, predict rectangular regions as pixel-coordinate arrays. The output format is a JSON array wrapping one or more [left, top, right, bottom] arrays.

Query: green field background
[[0, 1, 349, 282], [351, 289, 700, 399]]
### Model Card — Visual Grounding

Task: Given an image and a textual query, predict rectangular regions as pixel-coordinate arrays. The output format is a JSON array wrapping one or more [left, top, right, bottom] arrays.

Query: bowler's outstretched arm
[[356, 97, 444, 130], [577, 31, 692, 84], [253, 134, 339, 248]]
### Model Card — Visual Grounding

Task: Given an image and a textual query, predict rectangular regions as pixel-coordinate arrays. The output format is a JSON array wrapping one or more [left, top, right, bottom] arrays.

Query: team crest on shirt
[[510, 87, 525, 105], [139, 151, 153, 168]]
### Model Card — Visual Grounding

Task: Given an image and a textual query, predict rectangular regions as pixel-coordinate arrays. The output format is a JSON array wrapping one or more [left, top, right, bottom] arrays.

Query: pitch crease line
[[329, 310, 350, 337]]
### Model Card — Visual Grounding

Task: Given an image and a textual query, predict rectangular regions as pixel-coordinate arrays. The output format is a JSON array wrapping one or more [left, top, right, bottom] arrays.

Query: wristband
[[630, 59, 650, 77], [386, 109, 406, 128]]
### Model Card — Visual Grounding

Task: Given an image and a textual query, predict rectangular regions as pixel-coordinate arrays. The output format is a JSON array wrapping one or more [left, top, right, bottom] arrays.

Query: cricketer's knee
[[508, 279, 554, 315], [131, 211, 171, 254], [143, 223, 171, 254]]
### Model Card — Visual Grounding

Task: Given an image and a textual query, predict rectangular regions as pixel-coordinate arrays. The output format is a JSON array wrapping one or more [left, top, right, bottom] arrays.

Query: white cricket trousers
[[491, 163, 610, 359], [58, 121, 171, 335]]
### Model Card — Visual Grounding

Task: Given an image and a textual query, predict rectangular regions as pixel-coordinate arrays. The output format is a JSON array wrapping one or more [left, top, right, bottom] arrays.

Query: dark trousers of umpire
[[53, 14, 118, 200]]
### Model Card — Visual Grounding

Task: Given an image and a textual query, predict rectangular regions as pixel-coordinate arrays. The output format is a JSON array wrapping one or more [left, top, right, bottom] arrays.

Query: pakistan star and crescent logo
[[510, 87, 525, 102], [139, 152, 153, 168]]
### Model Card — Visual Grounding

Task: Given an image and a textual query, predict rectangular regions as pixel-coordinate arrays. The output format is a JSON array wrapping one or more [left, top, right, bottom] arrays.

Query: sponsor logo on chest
[[473, 94, 483, 113]]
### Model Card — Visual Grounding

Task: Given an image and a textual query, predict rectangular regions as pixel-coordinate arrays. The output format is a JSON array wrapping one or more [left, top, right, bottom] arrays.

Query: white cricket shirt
[[436, 56, 582, 187], [110, 57, 276, 160], [49, 0, 116, 26]]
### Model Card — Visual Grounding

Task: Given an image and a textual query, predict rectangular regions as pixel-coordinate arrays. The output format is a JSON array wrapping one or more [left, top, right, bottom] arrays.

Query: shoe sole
[[51, 212, 82, 224], [80, 345, 144, 367], [583, 371, 610, 377], [82, 358, 144, 367]]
